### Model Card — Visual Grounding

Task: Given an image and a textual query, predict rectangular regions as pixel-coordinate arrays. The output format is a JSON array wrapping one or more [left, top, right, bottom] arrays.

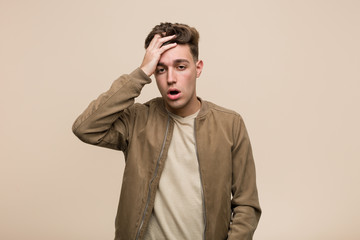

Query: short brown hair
[[144, 22, 200, 61]]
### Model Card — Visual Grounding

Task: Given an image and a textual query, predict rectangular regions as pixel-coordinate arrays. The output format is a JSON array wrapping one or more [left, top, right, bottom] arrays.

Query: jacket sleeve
[[72, 68, 151, 151], [228, 116, 261, 240]]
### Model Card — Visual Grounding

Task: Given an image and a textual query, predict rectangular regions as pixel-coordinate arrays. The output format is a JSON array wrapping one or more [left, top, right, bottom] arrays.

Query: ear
[[195, 60, 204, 78]]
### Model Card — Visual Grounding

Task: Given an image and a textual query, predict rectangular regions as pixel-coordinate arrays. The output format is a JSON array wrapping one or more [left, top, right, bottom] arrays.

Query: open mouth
[[167, 88, 181, 100], [169, 90, 179, 95]]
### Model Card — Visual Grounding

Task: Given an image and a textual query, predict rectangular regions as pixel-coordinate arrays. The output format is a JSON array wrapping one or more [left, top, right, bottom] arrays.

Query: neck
[[166, 98, 201, 117]]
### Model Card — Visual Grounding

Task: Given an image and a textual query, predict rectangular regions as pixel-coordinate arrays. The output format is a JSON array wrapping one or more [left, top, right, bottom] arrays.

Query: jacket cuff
[[129, 67, 152, 84]]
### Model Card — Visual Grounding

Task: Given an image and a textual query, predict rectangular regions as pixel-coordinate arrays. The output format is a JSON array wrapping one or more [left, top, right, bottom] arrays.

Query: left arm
[[228, 116, 261, 240]]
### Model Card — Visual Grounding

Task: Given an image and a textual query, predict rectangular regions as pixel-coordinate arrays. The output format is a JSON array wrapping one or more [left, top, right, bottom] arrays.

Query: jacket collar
[[154, 97, 210, 118]]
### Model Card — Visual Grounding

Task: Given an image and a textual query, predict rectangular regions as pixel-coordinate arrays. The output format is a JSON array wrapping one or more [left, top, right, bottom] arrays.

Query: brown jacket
[[72, 68, 261, 240]]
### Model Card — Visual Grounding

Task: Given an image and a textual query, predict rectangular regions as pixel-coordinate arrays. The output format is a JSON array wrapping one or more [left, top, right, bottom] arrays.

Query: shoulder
[[130, 97, 167, 116], [200, 100, 243, 121], [201, 100, 251, 142]]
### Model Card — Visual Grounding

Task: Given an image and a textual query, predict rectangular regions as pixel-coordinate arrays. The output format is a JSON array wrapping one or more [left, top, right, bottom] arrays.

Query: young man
[[73, 22, 261, 240]]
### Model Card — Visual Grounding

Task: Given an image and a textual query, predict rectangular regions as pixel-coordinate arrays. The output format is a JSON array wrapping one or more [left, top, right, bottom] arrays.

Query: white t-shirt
[[144, 110, 204, 240]]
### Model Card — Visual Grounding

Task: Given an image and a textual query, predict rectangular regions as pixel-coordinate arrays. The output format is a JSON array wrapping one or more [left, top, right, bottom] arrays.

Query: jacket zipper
[[135, 116, 170, 240], [194, 120, 207, 240]]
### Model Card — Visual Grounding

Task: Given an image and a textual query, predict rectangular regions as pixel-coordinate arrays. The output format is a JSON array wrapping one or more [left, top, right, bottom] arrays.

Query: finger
[[148, 34, 162, 48], [159, 42, 177, 54], [158, 34, 177, 43], [153, 34, 177, 48]]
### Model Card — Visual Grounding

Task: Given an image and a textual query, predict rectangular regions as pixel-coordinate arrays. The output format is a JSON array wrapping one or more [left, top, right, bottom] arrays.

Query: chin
[[165, 102, 184, 112]]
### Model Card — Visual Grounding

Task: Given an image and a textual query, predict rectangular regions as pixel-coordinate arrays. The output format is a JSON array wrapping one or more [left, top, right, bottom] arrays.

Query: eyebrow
[[157, 59, 190, 66]]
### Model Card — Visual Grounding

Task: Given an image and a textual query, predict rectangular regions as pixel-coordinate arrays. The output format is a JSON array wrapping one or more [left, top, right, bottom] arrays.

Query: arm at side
[[228, 117, 261, 239]]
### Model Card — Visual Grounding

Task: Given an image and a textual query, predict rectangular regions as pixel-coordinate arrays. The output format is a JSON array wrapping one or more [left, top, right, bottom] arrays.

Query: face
[[154, 44, 203, 117]]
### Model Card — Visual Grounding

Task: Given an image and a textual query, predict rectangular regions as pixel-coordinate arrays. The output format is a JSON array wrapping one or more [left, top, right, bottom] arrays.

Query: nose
[[167, 68, 176, 84]]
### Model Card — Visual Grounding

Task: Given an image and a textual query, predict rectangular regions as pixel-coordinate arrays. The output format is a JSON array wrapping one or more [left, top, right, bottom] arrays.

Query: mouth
[[169, 90, 179, 95], [167, 88, 181, 100]]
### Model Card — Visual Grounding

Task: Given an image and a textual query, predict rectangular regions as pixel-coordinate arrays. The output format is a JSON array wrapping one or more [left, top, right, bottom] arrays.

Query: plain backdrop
[[1, 0, 359, 239]]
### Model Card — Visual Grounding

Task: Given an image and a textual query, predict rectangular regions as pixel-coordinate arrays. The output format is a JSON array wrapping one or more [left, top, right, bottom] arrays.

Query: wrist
[[140, 66, 153, 77]]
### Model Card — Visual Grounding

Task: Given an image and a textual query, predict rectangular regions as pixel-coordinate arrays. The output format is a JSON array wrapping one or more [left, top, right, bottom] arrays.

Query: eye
[[156, 67, 166, 74], [177, 65, 186, 70]]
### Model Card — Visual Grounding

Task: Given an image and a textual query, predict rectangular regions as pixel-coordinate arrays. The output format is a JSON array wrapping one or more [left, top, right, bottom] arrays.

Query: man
[[73, 22, 261, 240]]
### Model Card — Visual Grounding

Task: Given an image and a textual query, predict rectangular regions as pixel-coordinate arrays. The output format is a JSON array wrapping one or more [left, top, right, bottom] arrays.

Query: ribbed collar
[[154, 97, 210, 119]]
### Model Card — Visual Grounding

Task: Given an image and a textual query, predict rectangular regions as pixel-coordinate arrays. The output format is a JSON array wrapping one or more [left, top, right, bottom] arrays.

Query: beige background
[[1, 0, 359, 239]]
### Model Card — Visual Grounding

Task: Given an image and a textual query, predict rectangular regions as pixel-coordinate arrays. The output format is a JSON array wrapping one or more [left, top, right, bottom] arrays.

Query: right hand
[[140, 34, 177, 77]]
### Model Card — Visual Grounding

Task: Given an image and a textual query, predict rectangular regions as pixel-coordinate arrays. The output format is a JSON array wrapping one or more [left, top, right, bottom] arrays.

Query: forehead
[[158, 44, 193, 64]]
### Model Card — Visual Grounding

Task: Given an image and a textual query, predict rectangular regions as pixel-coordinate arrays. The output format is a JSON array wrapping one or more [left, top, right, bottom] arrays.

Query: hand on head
[[140, 34, 177, 77]]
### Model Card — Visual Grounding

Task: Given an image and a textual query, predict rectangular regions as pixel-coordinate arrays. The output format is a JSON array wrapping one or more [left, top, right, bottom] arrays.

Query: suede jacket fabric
[[72, 68, 261, 240]]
